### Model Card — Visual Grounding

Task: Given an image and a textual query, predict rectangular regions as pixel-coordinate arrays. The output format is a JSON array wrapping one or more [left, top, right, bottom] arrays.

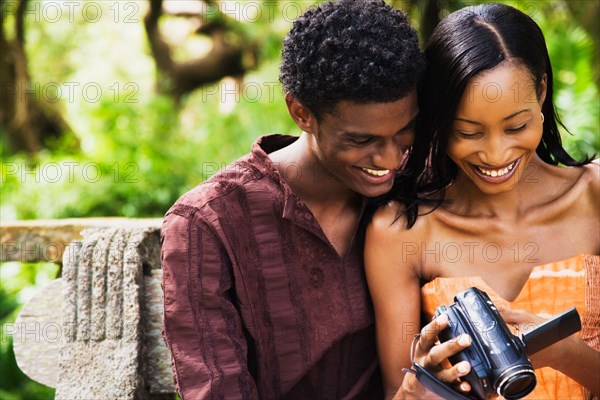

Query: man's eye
[[506, 123, 527, 133], [350, 137, 373, 145]]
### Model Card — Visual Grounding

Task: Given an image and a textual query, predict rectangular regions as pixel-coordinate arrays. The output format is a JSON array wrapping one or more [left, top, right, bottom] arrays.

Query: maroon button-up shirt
[[161, 135, 381, 399]]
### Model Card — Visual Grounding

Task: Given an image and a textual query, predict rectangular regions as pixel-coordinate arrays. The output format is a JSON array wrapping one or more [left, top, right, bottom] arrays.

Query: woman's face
[[448, 62, 546, 195]]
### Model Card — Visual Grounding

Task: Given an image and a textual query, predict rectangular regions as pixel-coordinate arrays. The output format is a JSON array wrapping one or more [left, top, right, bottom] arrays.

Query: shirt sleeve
[[161, 208, 259, 400]]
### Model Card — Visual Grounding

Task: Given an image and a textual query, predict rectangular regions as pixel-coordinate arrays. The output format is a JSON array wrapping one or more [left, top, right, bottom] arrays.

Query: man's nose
[[373, 139, 404, 170]]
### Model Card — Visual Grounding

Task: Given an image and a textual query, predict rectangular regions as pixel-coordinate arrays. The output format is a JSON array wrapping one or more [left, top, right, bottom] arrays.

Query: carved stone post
[[9, 220, 175, 399], [55, 226, 168, 400]]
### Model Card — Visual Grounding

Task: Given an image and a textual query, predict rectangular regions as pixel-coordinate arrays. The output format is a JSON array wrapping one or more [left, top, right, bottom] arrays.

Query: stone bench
[[2, 218, 176, 399]]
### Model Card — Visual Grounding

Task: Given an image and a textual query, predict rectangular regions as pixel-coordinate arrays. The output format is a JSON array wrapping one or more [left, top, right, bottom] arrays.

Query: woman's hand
[[396, 313, 473, 399], [500, 307, 599, 396], [499, 308, 572, 370]]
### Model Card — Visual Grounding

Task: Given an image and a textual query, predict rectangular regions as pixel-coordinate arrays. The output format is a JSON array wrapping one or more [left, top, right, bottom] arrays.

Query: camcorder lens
[[498, 369, 537, 399]]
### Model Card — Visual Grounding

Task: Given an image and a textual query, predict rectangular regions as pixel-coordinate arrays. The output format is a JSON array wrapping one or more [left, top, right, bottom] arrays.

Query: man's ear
[[285, 93, 317, 134]]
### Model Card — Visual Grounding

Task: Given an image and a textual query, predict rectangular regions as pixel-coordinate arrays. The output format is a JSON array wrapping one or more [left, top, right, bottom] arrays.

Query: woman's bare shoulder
[[365, 201, 434, 288], [568, 159, 600, 207], [547, 160, 600, 230], [542, 159, 599, 203], [582, 159, 600, 188], [369, 200, 405, 231], [367, 200, 435, 244]]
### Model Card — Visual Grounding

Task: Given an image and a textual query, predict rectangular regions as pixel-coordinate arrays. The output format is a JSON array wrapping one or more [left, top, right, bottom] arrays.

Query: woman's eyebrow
[[455, 109, 532, 125], [502, 109, 531, 121], [454, 117, 481, 125]]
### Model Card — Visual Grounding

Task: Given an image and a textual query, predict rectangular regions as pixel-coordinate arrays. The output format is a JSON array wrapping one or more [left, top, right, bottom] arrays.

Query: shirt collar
[[249, 134, 369, 248], [250, 134, 300, 220]]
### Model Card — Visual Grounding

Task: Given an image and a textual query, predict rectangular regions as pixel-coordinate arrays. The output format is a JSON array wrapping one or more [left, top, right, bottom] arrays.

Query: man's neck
[[268, 132, 363, 257], [268, 132, 361, 209]]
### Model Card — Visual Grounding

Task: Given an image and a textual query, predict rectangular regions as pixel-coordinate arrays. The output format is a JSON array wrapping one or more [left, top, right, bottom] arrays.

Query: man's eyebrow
[[343, 115, 418, 138], [455, 109, 532, 125], [398, 115, 417, 133], [343, 132, 374, 138]]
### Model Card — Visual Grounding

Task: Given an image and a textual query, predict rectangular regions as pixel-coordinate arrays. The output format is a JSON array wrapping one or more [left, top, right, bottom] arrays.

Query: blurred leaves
[[538, 1, 599, 159], [1, 0, 595, 220], [0, 262, 58, 399]]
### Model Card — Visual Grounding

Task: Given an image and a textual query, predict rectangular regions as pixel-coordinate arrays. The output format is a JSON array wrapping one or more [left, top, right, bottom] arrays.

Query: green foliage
[[2, 0, 597, 219], [539, 3, 599, 160], [1, 0, 303, 220], [0, 262, 58, 400]]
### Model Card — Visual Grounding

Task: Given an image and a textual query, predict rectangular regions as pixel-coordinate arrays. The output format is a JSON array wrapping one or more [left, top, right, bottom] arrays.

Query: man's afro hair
[[279, 0, 424, 118]]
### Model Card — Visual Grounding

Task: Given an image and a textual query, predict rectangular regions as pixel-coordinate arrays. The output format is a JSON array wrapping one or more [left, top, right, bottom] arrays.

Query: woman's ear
[[538, 73, 547, 107], [285, 93, 317, 134]]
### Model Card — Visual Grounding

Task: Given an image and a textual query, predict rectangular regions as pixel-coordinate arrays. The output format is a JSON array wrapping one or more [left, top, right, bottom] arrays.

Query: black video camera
[[422, 287, 581, 400]]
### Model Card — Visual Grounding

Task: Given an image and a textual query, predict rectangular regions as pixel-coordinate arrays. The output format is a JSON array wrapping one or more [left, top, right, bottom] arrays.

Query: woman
[[365, 3, 599, 399]]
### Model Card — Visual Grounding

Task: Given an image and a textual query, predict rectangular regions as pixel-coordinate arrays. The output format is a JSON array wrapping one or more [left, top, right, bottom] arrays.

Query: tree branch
[[143, 0, 256, 102]]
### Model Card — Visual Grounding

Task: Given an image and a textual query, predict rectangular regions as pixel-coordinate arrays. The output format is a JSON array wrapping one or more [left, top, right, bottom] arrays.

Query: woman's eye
[[506, 123, 527, 133], [455, 130, 482, 139]]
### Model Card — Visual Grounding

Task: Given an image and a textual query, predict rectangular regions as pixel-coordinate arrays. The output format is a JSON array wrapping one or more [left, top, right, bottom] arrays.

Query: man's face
[[309, 93, 418, 198]]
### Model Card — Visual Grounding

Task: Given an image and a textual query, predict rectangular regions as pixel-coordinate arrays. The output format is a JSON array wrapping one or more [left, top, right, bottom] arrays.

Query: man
[[161, 0, 423, 398]]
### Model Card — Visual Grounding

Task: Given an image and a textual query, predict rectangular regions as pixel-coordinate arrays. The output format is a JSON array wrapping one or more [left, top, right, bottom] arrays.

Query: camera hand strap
[[404, 363, 477, 400], [403, 334, 478, 400]]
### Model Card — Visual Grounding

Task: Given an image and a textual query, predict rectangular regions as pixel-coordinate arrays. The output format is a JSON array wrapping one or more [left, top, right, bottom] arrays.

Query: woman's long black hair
[[375, 3, 593, 228]]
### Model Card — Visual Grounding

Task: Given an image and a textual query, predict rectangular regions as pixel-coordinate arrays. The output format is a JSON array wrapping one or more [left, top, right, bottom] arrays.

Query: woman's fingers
[[457, 380, 472, 393], [435, 359, 471, 382], [418, 313, 449, 352], [408, 313, 476, 398], [428, 333, 470, 363], [413, 312, 474, 381], [426, 333, 472, 374]]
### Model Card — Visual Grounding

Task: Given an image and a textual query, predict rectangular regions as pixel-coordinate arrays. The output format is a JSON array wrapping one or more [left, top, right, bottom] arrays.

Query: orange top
[[421, 254, 600, 400]]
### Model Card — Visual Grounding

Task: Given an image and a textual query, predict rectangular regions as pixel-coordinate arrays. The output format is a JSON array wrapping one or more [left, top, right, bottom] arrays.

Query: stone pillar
[[55, 226, 165, 400]]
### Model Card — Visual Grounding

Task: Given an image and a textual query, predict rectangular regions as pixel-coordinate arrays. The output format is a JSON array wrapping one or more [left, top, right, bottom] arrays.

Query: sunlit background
[[1, 1, 598, 398]]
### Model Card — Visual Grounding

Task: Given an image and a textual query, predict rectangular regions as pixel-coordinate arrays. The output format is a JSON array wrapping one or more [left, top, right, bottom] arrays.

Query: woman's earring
[[541, 113, 545, 123]]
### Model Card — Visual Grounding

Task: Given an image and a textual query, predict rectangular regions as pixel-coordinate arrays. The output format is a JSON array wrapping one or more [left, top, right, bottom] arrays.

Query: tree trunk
[[0, 0, 73, 155]]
